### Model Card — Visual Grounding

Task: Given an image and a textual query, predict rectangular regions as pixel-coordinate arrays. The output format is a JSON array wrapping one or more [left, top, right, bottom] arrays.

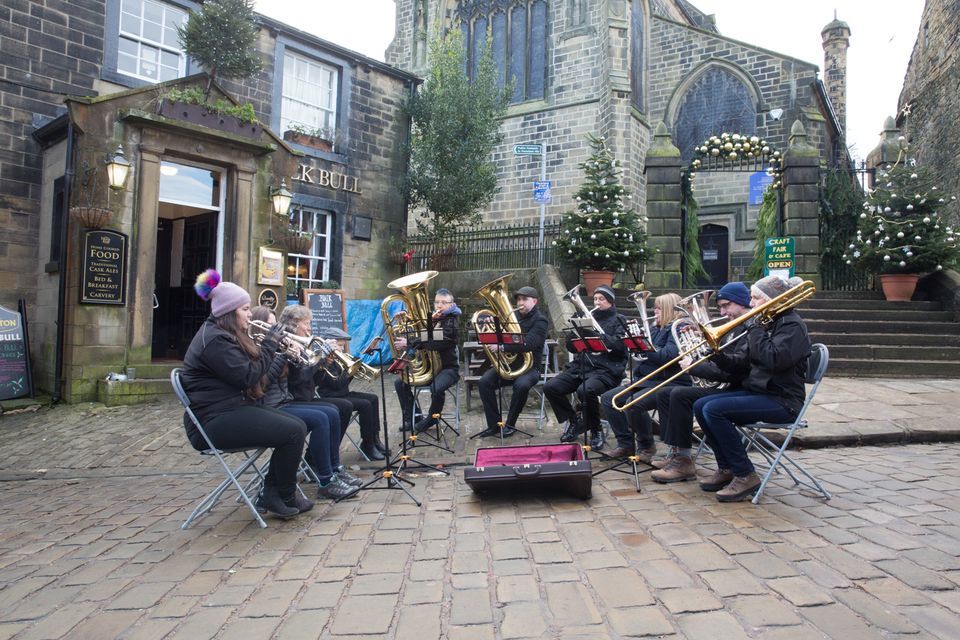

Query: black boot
[[374, 439, 390, 456], [589, 429, 605, 451], [284, 490, 314, 514], [360, 439, 386, 461], [414, 416, 437, 434], [256, 484, 299, 519], [560, 418, 581, 443]]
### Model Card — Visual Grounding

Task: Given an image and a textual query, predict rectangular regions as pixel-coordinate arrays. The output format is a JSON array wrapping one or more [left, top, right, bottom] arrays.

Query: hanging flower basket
[[277, 231, 313, 255], [69, 206, 113, 229]]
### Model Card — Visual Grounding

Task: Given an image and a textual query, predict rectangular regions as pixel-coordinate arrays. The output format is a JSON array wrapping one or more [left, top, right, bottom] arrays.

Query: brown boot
[[699, 468, 734, 492], [635, 447, 658, 464], [606, 445, 635, 459], [716, 473, 761, 502], [650, 456, 696, 484], [650, 447, 678, 469]]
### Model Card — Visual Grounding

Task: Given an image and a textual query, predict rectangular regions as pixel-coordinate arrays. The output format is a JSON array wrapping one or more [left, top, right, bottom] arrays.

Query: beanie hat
[[751, 275, 791, 303], [194, 269, 251, 318], [594, 284, 616, 305], [715, 282, 751, 308]]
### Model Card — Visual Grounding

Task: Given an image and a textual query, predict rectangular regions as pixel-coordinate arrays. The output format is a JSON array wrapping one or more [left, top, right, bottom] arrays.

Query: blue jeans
[[693, 391, 797, 476], [281, 402, 341, 482]]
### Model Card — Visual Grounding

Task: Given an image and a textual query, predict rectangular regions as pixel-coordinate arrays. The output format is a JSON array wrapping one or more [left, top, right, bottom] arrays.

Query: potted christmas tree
[[843, 163, 958, 301], [553, 134, 653, 292]]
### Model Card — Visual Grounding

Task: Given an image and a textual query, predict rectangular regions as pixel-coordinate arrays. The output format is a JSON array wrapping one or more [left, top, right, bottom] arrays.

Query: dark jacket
[[409, 305, 460, 371], [632, 322, 692, 385], [500, 305, 549, 370], [564, 306, 628, 380], [687, 327, 749, 388], [315, 367, 351, 398], [180, 317, 278, 447], [288, 360, 322, 402], [711, 309, 810, 413]]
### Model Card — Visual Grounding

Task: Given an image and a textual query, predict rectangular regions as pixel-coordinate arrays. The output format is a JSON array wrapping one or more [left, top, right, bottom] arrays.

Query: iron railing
[[406, 221, 561, 272]]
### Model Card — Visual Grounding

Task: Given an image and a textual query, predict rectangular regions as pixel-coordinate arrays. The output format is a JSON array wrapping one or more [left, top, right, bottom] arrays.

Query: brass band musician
[[475, 286, 549, 438]]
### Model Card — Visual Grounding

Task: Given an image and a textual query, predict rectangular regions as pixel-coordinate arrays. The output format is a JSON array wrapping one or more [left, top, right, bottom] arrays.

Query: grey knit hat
[[593, 285, 616, 305], [751, 275, 791, 302]]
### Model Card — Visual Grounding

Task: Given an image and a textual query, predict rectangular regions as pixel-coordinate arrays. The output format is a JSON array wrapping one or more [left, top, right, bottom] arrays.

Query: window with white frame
[[286, 206, 332, 295], [117, 0, 189, 82], [281, 51, 339, 135]]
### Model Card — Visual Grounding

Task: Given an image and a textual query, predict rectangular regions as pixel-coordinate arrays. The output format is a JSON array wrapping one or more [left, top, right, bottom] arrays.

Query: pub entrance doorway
[[151, 160, 224, 360]]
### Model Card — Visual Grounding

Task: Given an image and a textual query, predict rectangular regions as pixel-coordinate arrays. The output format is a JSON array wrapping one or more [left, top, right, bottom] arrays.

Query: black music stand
[[338, 340, 421, 505], [469, 316, 535, 442]]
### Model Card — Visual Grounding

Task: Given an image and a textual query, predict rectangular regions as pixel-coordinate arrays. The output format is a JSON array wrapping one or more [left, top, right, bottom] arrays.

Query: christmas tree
[[554, 135, 653, 274], [843, 163, 958, 274]]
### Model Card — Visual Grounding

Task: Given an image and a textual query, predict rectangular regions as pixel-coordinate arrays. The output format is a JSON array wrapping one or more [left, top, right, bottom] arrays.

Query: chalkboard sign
[[0, 304, 29, 400], [301, 289, 346, 337], [81, 229, 127, 305]]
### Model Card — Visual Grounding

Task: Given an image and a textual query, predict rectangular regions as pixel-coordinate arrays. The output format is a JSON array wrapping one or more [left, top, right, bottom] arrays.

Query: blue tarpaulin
[[345, 299, 405, 366]]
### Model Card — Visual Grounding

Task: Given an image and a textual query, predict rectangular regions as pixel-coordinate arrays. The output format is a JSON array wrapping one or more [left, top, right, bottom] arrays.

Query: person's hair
[[279, 304, 312, 331], [250, 305, 276, 324], [435, 288, 454, 302], [655, 293, 682, 327], [214, 307, 265, 398]]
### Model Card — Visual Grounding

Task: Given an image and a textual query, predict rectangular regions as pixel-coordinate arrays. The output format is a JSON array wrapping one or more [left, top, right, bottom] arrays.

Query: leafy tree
[[844, 163, 958, 274], [177, 0, 263, 100], [554, 135, 653, 274], [404, 30, 510, 242]]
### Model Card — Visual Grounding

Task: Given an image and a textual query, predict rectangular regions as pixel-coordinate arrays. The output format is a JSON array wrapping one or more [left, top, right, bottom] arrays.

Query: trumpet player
[[476, 286, 548, 438], [181, 270, 309, 519], [601, 293, 691, 460], [650, 282, 751, 483], [547, 285, 628, 449], [693, 275, 811, 502]]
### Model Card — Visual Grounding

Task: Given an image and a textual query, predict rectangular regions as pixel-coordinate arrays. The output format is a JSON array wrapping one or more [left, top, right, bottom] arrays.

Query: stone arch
[[665, 59, 764, 161]]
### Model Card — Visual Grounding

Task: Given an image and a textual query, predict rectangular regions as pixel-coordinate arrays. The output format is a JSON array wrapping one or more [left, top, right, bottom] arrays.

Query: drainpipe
[[52, 121, 75, 404]]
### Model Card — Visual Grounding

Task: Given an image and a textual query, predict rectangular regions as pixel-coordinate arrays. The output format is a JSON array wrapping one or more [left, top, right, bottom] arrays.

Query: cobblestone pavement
[[1, 378, 960, 638]]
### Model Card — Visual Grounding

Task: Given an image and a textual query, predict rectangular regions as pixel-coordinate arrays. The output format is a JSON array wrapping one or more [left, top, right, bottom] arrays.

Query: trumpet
[[563, 285, 605, 334], [611, 279, 816, 411], [248, 319, 335, 373]]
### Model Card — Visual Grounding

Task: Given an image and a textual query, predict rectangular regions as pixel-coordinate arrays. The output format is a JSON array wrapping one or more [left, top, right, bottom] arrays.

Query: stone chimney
[[821, 12, 851, 135]]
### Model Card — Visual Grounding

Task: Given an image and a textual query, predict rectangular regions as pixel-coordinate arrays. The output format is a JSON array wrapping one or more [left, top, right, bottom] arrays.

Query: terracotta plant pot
[[878, 273, 920, 302], [283, 130, 333, 153], [581, 269, 615, 296], [69, 206, 112, 229]]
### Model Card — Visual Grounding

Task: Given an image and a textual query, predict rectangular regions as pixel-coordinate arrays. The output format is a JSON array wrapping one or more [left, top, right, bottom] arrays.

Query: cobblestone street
[[1, 378, 960, 639]]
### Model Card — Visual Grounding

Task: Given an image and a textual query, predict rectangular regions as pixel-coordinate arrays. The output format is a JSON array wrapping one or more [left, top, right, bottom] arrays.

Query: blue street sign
[[534, 180, 552, 203], [749, 171, 774, 205], [514, 144, 543, 155]]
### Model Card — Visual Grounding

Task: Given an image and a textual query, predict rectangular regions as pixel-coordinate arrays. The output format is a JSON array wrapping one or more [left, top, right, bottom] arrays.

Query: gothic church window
[[456, 0, 549, 103], [630, 0, 645, 112], [674, 66, 757, 162]]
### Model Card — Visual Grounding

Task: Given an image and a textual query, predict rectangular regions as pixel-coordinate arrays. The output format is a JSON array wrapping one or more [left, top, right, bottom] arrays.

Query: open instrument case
[[463, 443, 592, 499]]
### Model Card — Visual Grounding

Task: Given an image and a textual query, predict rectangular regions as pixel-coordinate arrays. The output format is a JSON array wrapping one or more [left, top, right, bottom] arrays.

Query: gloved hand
[[259, 322, 285, 354]]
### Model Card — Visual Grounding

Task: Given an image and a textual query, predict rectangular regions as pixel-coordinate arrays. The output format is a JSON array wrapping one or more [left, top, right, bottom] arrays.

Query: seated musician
[[694, 275, 811, 502], [180, 270, 308, 519], [314, 326, 388, 460], [393, 288, 461, 433], [546, 284, 627, 450], [600, 293, 691, 460], [251, 306, 358, 501], [648, 283, 751, 483], [476, 285, 549, 438]]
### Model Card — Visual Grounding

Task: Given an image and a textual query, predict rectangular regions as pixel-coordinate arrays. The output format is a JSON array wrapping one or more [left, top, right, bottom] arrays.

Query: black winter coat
[[409, 310, 459, 371], [564, 306, 628, 380], [499, 305, 549, 370], [632, 322, 692, 385]]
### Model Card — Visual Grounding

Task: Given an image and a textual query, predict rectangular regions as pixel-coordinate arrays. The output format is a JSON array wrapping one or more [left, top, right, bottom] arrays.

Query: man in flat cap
[[476, 285, 549, 438]]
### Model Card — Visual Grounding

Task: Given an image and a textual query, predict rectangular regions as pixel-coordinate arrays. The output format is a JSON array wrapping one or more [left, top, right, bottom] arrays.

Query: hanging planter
[[276, 229, 313, 255], [69, 206, 113, 230]]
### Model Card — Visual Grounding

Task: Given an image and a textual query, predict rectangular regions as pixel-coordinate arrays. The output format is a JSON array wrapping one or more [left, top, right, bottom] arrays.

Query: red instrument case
[[463, 443, 592, 499]]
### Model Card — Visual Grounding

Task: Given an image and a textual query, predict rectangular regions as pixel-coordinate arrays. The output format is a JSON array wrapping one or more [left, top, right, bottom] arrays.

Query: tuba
[[562, 285, 605, 334], [379, 270, 442, 387], [471, 274, 534, 381], [611, 280, 816, 411]]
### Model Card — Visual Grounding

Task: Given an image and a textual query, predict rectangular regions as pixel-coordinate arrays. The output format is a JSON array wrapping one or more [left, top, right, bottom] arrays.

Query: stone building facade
[[387, 0, 847, 285], [897, 0, 960, 222], [0, 1, 416, 402]]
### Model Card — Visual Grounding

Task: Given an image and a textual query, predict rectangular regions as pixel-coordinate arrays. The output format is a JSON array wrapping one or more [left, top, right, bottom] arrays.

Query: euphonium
[[562, 285, 605, 334], [611, 279, 816, 411], [671, 290, 725, 389], [471, 274, 534, 381], [379, 270, 442, 387]]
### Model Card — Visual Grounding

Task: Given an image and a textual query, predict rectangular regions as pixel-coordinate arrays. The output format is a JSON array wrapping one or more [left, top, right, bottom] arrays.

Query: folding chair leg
[[750, 430, 831, 505], [184, 449, 267, 530]]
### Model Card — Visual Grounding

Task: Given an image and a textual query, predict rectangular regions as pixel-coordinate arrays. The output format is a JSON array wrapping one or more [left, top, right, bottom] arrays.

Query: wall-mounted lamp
[[271, 179, 293, 217], [105, 145, 131, 190]]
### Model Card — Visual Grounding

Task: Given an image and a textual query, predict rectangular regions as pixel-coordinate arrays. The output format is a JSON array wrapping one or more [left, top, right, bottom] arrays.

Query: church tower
[[821, 13, 851, 136]]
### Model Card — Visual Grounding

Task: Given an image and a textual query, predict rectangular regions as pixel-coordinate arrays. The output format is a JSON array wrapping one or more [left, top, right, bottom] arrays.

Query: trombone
[[611, 279, 816, 411]]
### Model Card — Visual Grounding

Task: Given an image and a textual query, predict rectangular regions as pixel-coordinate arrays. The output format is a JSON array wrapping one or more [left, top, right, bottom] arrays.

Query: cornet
[[248, 319, 334, 372], [562, 285, 605, 334]]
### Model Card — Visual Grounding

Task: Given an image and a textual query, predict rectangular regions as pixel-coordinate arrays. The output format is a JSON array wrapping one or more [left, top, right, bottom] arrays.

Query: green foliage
[[404, 30, 510, 242], [162, 87, 259, 124], [844, 163, 959, 274], [818, 167, 865, 281], [748, 187, 779, 280], [554, 135, 653, 273], [177, 0, 263, 98], [680, 172, 709, 286], [286, 123, 334, 140]]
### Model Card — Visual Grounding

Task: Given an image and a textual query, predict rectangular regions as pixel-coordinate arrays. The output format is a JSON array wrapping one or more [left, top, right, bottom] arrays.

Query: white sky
[[254, 0, 923, 163]]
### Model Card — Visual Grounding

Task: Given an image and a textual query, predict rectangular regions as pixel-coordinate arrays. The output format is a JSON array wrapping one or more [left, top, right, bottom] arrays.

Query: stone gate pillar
[[782, 120, 821, 285], [643, 122, 683, 289]]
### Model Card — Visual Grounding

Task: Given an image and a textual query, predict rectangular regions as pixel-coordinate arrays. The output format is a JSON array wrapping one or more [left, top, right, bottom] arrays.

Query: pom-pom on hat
[[716, 282, 751, 308], [751, 275, 791, 303], [593, 284, 616, 305], [194, 268, 250, 318]]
